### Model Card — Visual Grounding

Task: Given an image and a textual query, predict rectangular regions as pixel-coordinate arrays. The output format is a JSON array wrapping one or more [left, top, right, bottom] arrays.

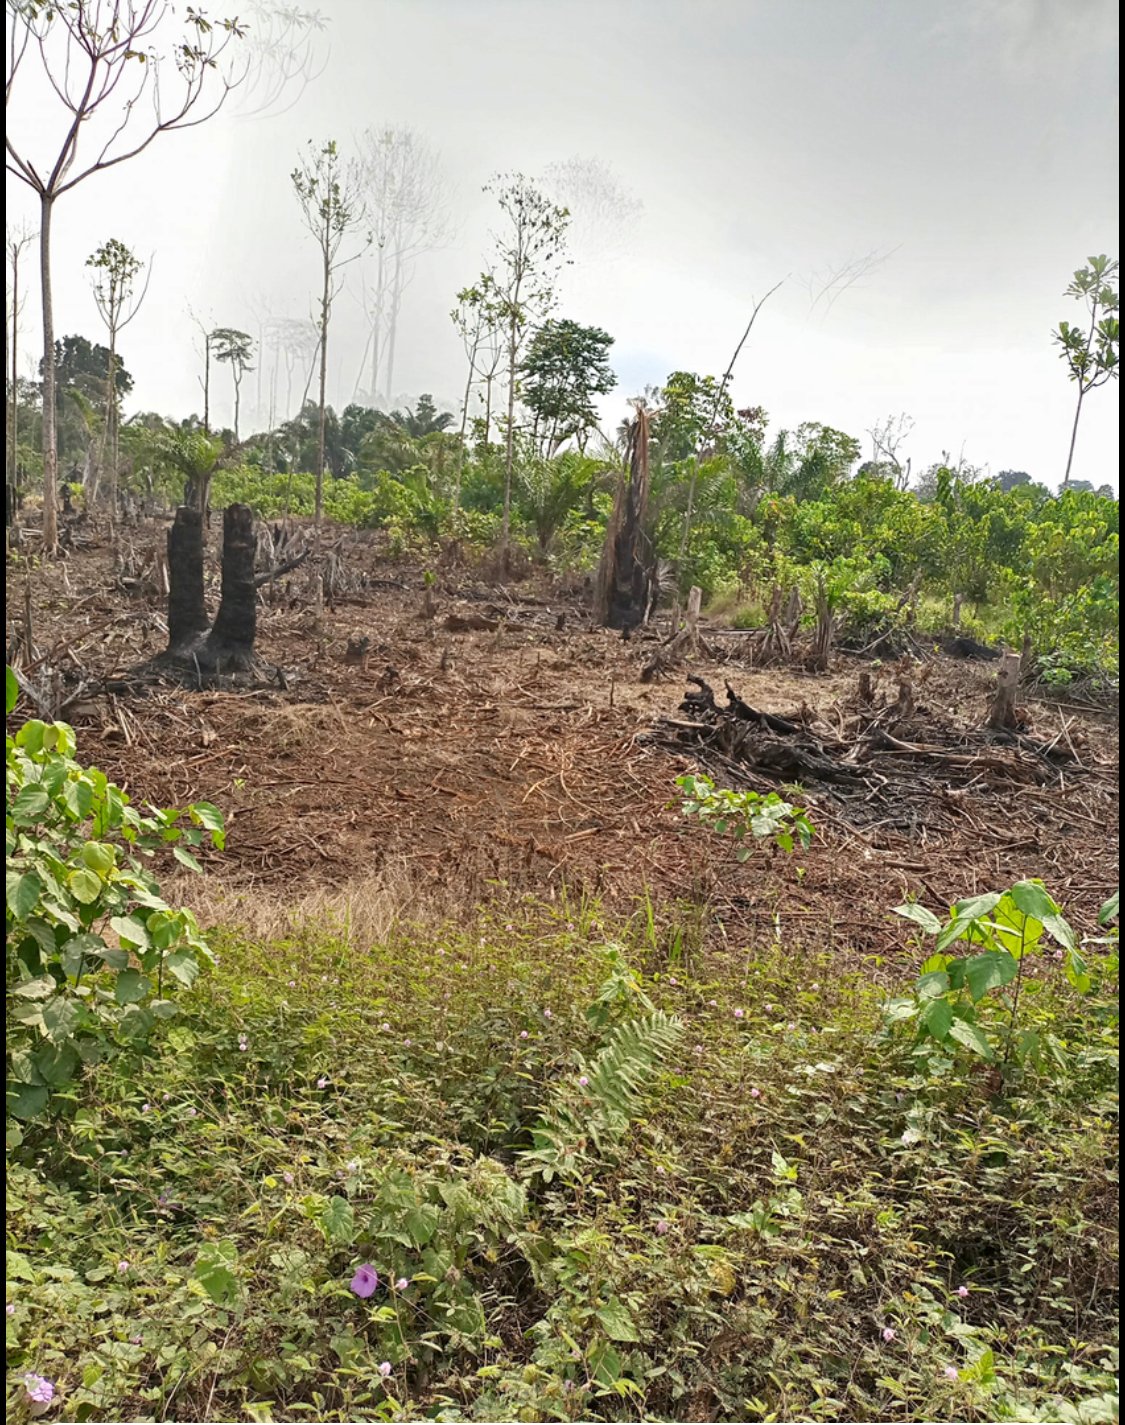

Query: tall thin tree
[[5, 0, 251, 554], [210, 327, 255, 441], [1053, 255, 1119, 489], [86, 237, 151, 521], [291, 139, 368, 547], [6, 223, 35, 504], [483, 173, 570, 550]]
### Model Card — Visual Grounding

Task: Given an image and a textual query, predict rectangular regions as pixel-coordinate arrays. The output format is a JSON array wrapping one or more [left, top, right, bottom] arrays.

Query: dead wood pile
[[650, 673, 1109, 839]]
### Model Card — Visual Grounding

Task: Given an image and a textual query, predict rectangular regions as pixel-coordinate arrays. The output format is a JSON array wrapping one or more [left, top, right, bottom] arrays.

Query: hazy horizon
[[5, 0, 1120, 491]]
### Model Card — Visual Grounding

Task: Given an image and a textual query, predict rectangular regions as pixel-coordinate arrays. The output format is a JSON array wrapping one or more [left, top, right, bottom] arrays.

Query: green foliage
[[6, 675, 224, 1119], [5, 893, 1116, 1422], [677, 772, 814, 858], [887, 881, 1099, 1077], [518, 319, 617, 455]]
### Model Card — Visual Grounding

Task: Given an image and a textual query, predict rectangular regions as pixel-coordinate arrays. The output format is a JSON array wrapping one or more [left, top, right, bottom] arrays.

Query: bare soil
[[7, 514, 1119, 955]]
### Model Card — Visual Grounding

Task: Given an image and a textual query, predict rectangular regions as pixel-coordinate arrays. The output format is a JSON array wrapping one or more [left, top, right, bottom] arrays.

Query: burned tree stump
[[167, 506, 210, 653], [201, 504, 258, 672], [987, 650, 1022, 730], [594, 404, 653, 631]]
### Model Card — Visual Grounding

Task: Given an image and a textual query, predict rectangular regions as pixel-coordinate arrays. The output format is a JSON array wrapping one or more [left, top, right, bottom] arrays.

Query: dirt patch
[[7, 516, 1119, 952]]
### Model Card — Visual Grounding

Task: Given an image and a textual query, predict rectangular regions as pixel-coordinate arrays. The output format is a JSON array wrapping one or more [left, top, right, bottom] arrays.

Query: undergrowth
[[6, 895, 1118, 1423]]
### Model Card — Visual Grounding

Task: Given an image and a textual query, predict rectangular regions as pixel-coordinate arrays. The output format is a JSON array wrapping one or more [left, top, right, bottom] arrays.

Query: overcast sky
[[6, 0, 1120, 488]]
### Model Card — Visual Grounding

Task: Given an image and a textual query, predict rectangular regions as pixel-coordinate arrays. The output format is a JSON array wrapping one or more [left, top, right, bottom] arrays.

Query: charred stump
[[201, 504, 258, 672], [167, 505, 210, 653], [594, 405, 652, 630]]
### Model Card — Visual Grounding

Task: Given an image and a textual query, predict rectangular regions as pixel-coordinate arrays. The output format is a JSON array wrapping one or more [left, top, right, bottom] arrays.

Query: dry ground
[[7, 515, 1119, 957]]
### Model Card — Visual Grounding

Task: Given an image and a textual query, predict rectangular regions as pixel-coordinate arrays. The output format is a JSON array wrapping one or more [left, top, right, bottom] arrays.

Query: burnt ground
[[6, 515, 1119, 957]]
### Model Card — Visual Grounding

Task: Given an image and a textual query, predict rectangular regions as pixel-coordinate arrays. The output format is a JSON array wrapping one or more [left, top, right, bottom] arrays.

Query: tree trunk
[[502, 324, 517, 546], [454, 346, 477, 513], [39, 194, 59, 554], [202, 335, 211, 434], [987, 650, 1022, 730], [166, 505, 210, 652], [104, 333, 118, 531], [203, 503, 257, 669], [594, 409, 652, 629], [233, 369, 241, 442], [7, 240, 19, 498], [385, 248, 403, 406], [316, 256, 329, 534], [1062, 387, 1084, 490]]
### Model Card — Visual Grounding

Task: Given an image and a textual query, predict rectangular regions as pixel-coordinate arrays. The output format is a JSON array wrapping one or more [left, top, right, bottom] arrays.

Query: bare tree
[[449, 272, 503, 510], [270, 315, 321, 421], [5, 0, 253, 554], [540, 156, 642, 269], [291, 139, 368, 546], [354, 125, 452, 407], [6, 222, 35, 504], [87, 237, 151, 520], [867, 412, 915, 490], [483, 173, 570, 549], [801, 246, 898, 319], [678, 280, 785, 559], [232, 0, 330, 118]]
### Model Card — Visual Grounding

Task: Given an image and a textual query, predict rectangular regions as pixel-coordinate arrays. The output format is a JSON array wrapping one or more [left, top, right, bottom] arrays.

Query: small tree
[[519, 319, 617, 457], [867, 413, 914, 490], [209, 328, 255, 441], [482, 173, 570, 549], [86, 238, 150, 518], [5, 1, 250, 554], [450, 273, 504, 510], [291, 140, 368, 546], [1053, 255, 1119, 488]]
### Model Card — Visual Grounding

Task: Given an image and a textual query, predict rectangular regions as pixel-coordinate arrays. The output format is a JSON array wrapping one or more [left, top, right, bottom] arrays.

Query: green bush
[[5, 669, 224, 1121]]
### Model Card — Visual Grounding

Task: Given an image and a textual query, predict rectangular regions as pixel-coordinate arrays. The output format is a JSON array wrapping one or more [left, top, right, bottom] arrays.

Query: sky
[[5, 0, 1120, 489]]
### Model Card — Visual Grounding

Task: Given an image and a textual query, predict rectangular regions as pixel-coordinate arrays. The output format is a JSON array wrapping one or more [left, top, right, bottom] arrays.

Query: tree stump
[[201, 504, 258, 671], [987, 650, 1022, 730], [167, 506, 209, 653]]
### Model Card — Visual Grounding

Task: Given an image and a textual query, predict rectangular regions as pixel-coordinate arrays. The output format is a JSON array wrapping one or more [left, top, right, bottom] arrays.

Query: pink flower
[[543, 1008, 553, 1019], [117, 1260, 130, 1274], [395, 1277, 409, 1291], [734, 1008, 744, 1019], [957, 1285, 969, 1298], [667, 976, 678, 985], [131, 1334, 143, 1345], [787, 1022, 797, 1031], [655, 1165, 666, 1176], [378, 1361, 392, 1378], [403, 1037, 412, 1047], [283, 1171, 294, 1185], [578, 1075, 589, 1087], [655, 1219, 671, 1235], [708, 999, 718, 1007], [750, 1087, 761, 1098], [349, 1265, 379, 1298], [24, 1375, 54, 1406], [943, 1366, 959, 1381], [882, 1327, 896, 1343], [5, 1302, 14, 1316], [692, 1044, 703, 1055], [519, 1030, 529, 1040], [763, 1002, 774, 1012], [317, 1076, 328, 1088]]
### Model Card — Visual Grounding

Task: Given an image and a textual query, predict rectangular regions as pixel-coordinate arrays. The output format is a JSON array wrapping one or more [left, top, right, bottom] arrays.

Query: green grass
[[6, 898, 1119, 1423]]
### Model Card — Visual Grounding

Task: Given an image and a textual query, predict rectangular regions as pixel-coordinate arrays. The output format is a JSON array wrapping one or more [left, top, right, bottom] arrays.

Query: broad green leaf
[[5, 665, 17, 713], [882, 996, 917, 1023], [114, 969, 151, 1005], [915, 970, 950, 999], [173, 845, 203, 872], [920, 998, 954, 1041], [81, 842, 116, 875], [59, 933, 106, 979], [1098, 890, 1119, 925], [194, 1241, 239, 1306], [10, 786, 49, 823], [964, 951, 1018, 1002], [7, 1082, 50, 1120], [110, 914, 151, 949], [13, 975, 57, 1000], [7, 869, 42, 920], [164, 951, 201, 988], [32, 1040, 79, 1085], [67, 867, 103, 904], [893, 903, 943, 935], [319, 1195, 355, 1245], [405, 1202, 440, 1246], [1062, 948, 1092, 994], [589, 1343, 623, 1387], [595, 1296, 640, 1342], [948, 1017, 994, 1059]]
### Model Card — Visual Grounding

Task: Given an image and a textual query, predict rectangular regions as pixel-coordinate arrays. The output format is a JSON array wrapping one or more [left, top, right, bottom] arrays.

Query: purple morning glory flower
[[24, 1375, 54, 1405], [350, 1265, 379, 1298]]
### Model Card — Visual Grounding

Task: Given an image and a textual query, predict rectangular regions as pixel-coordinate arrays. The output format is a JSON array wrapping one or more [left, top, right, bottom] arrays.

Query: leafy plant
[[6, 669, 224, 1119], [676, 771, 814, 858], [887, 880, 1092, 1074]]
